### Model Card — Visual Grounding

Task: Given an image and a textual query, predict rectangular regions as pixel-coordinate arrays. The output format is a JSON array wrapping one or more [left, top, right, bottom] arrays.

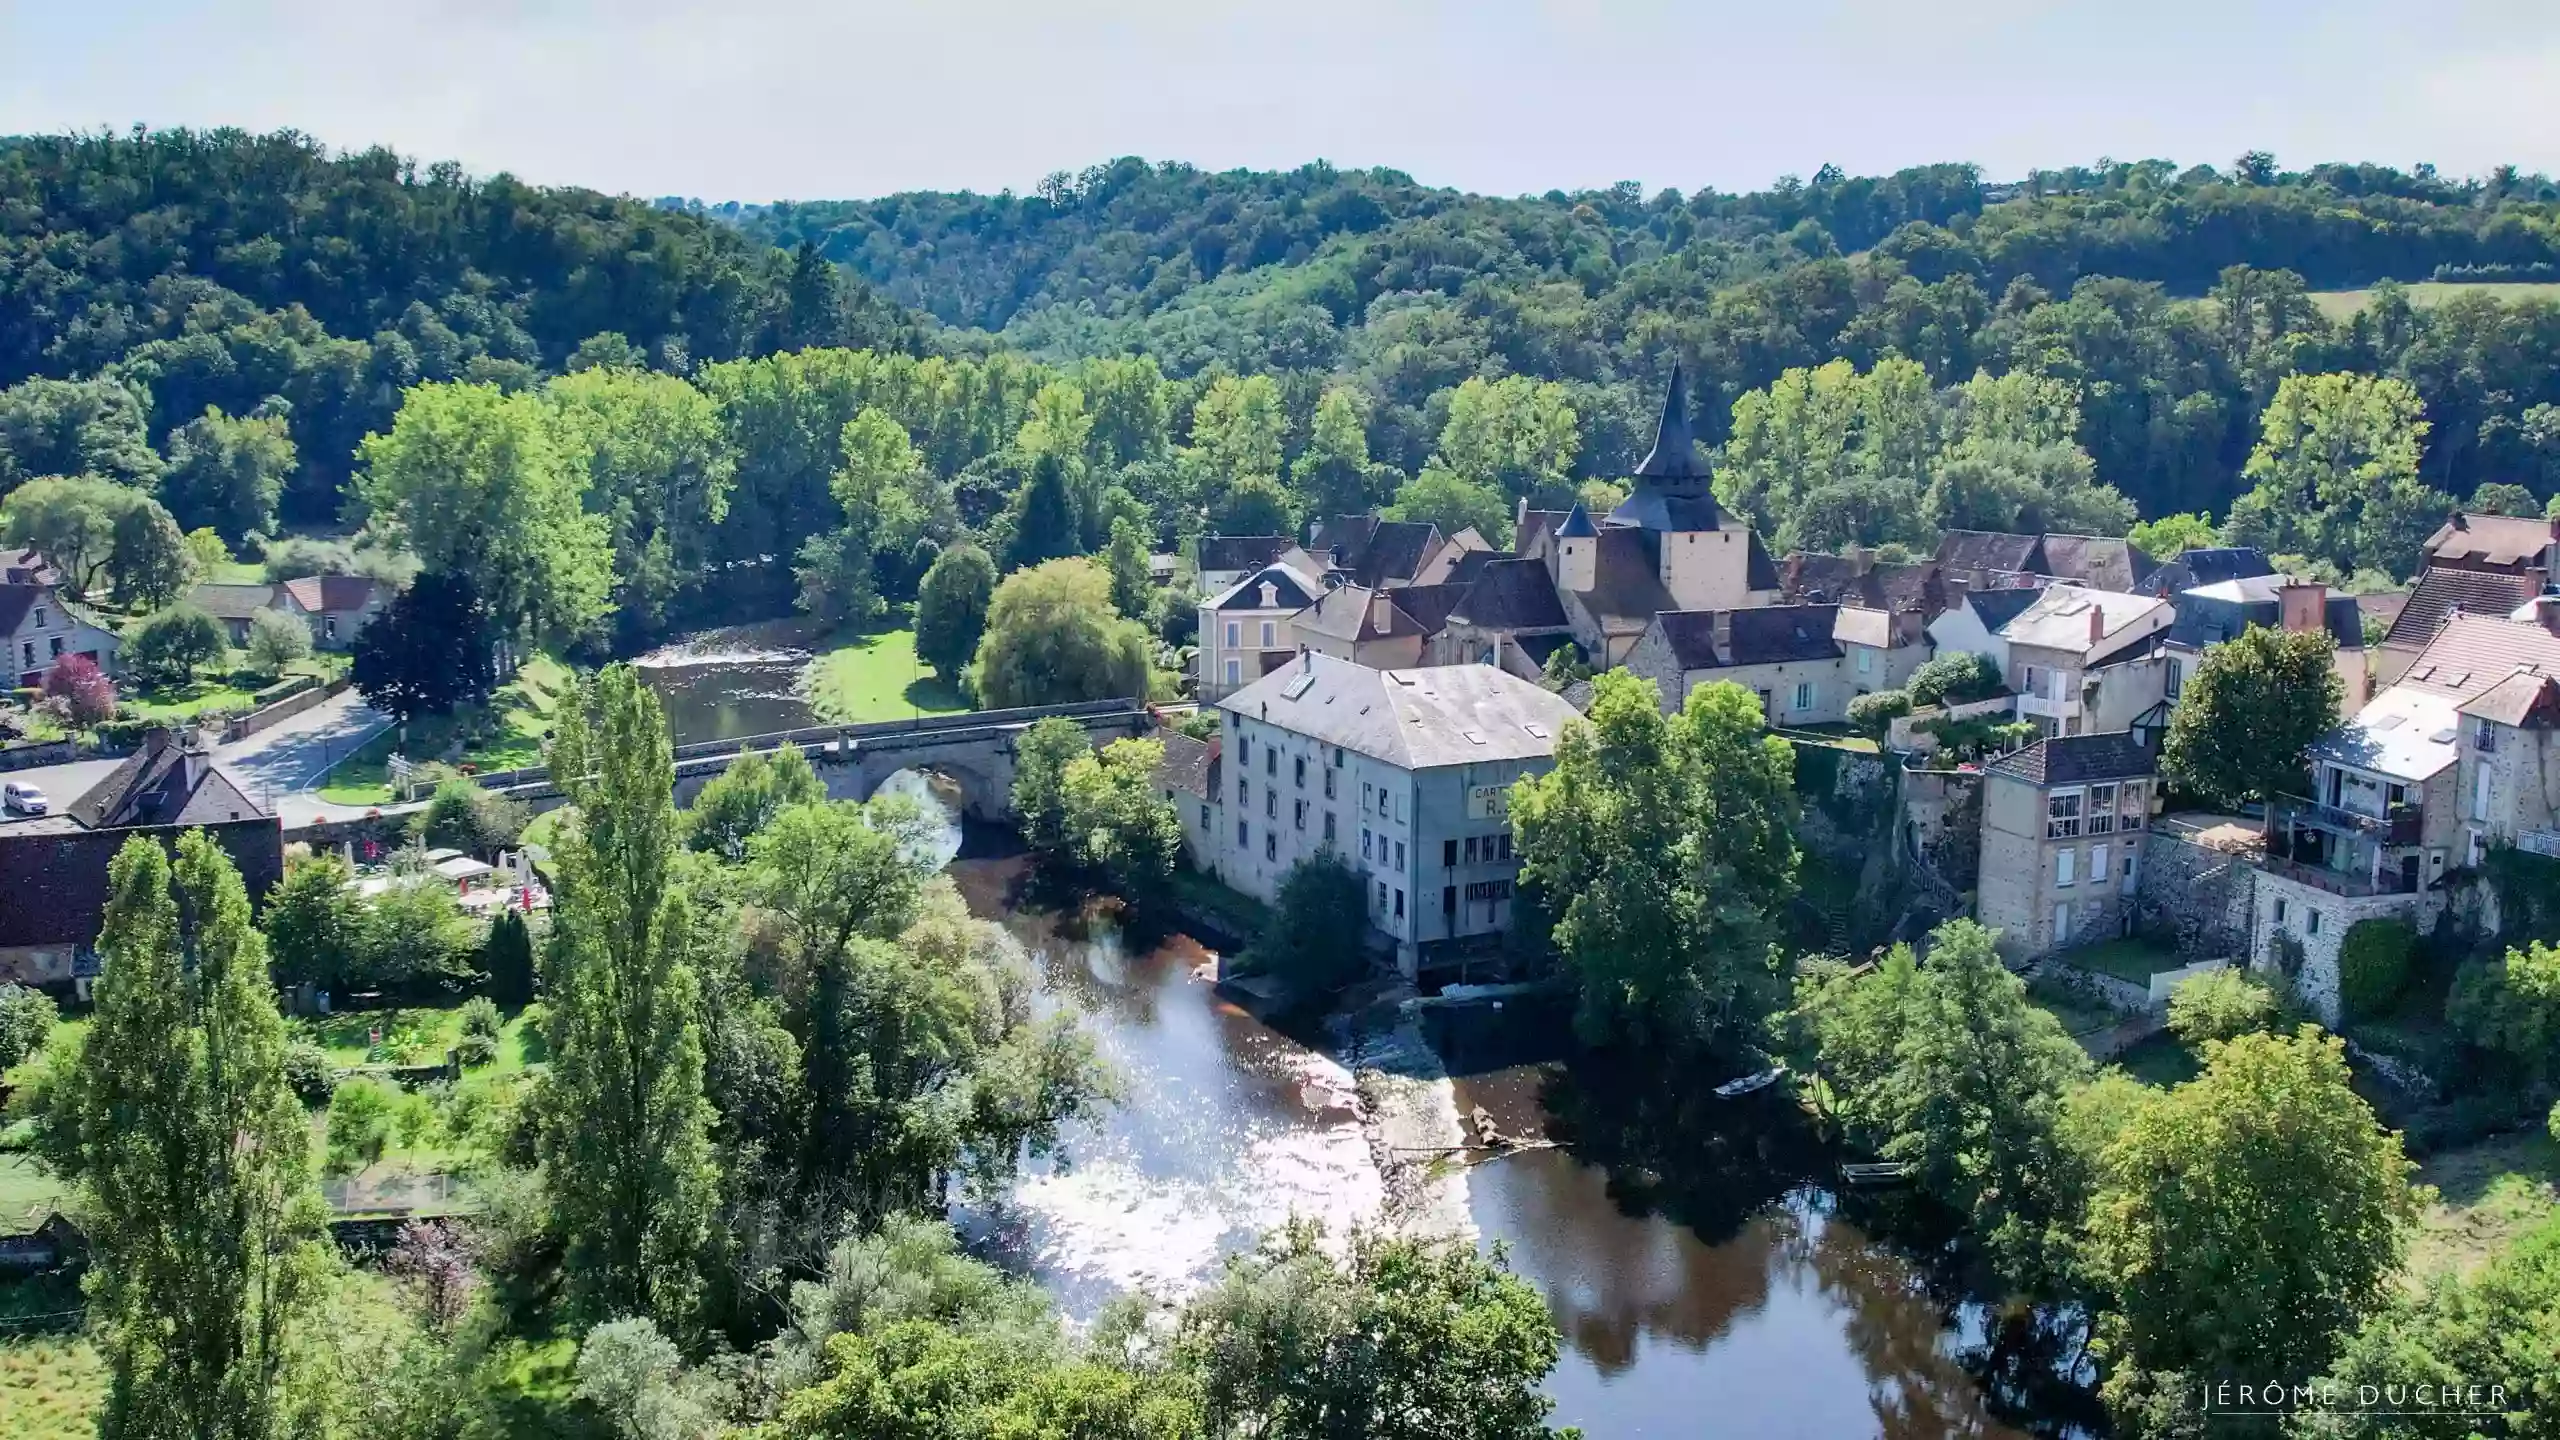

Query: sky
[[4, 0, 2558, 203]]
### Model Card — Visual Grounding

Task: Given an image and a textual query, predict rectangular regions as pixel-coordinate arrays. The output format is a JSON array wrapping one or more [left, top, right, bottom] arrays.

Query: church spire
[[1634, 360, 1708, 481]]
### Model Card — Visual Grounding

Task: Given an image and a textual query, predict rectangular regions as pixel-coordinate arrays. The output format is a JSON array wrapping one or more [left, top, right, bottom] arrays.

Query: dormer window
[[1259, 582, 1278, 608]]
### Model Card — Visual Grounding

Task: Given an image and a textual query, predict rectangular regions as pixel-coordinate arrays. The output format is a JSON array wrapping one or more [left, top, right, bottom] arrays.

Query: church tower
[[1606, 361, 1768, 611], [1556, 500, 1597, 591]]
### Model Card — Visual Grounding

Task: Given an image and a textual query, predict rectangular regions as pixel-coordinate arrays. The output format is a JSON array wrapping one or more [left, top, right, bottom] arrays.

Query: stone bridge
[[484, 698, 1157, 821]]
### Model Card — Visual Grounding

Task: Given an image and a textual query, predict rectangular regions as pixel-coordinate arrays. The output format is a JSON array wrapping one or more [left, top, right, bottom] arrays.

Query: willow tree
[[539, 664, 717, 1327], [53, 833, 335, 1440]]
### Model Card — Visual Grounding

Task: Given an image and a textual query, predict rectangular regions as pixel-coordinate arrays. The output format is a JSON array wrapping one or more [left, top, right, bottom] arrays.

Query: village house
[[281, 574, 388, 649], [0, 727, 280, 988], [2162, 574, 2371, 716], [1923, 582, 2045, 681], [1622, 605, 1850, 723], [1305, 516, 1492, 590], [1194, 534, 1315, 593], [0, 582, 122, 685], [191, 580, 299, 645], [1196, 559, 1328, 702], [1833, 604, 1932, 695], [1990, 586, 2176, 738], [2254, 607, 2560, 1019], [1293, 582, 1466, 670], [1, 548, 62, 586], [1151, 728, 1223, 872], [1935, 529, 2166, 594], [1429, 558, 1576, 679], [2371, 513, 2556, 687], [1213, 652, 1579, 979], [1976, 730, 2159, 961]]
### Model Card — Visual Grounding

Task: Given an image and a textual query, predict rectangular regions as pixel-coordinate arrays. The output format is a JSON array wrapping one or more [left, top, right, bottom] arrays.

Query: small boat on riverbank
[[1713, 1065, 1787, 1098], [1839, 1161, 1916, 1187]]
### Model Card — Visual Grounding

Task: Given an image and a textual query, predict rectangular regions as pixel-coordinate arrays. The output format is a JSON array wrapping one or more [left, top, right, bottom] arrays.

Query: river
[[642, 643, 2083, 1439]]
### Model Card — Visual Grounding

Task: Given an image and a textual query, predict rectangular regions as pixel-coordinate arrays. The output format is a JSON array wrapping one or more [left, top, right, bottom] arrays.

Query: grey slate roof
[[1196, 534, 1294, 574], [1452, 558, 1570, 630], [2036, 534, 2159, 593], [1634, 360, 1711, 481], [2176, 547, 2276, 587], [1937, 530, 2043, 575], [1209, 562, 1326, 613], [2383, 568, 2541, 652], [1216, 651, 1582, 770], [189, 582, 287, 622], [69, 731, 268, 830], [1647, 605, 1844, 669], [1570, 528, 1678, 626], [1985, 732, 2159, 787], [1152, 730, 1218, 799], [1960, 585, 2046, 635]]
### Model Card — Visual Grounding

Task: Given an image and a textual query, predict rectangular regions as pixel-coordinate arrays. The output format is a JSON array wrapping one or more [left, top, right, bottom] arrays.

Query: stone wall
[[0, 738, 76, 773], [2135, 826, 2257, 960], [1901, 768, 1981, 892], [2247, 869, 2443, 1026]]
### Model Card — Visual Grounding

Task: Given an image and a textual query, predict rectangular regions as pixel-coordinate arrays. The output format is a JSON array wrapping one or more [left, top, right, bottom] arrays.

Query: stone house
[[1196, 559, 1328, 701], [1151, 728, 1222, 873], [1293, 582, 1466, 670], [1994, 587, 2175, 738], [1934, 529, 2166, 594], [1193, 535, 1309, 593], [1976, 731, 2159, 961], [2162, 574, 2371, 717], [0, 582, 122, 685], [0, 727, 281, 987], [1622, 605, 1849, 723], [1305, 516, 1491, 590], [1834, 604, 1931, 696], [2255, 607, 2560, 1020], [2374, 566, 2545, 689], [1213, 652, 1580, 979], [1431, 558, 1575, 680], [280, 575, 388, 650]]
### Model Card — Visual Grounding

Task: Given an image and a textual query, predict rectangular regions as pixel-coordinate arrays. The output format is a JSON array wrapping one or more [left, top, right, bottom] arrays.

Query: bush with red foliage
[[40, 653, 117, 726]]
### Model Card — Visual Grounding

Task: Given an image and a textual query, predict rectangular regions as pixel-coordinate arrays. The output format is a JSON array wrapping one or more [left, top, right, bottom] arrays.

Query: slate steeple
[[1635, 359, 1710, 485], [1607, 360, 1723, 532]]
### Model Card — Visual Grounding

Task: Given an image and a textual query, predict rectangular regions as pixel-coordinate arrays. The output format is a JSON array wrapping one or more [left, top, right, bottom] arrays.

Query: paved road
[[1, 692, 393, 830]]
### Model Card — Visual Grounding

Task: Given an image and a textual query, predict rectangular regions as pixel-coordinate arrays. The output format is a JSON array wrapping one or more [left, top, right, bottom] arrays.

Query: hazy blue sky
[[4, 1, 2556, 201]]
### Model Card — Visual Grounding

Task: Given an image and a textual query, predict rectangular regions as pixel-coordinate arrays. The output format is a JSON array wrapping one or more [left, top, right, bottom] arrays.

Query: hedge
[[2336, 917, 2416, 1022]]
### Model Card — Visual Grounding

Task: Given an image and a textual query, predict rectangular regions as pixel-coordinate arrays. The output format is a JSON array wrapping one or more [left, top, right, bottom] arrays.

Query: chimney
[[142, 724, 174, 758], [2277, 580, 2327, 634], [2534, 595, 2560, 640], [2088, 604, 2105, 645], [1712, 610, 1734, 659], [1371, 592, 1394, 635]]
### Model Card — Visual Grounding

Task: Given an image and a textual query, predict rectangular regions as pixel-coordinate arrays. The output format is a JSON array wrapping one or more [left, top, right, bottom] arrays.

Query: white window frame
[[1792, 681, 1813, 712], [2046, 789, 2083, 839]]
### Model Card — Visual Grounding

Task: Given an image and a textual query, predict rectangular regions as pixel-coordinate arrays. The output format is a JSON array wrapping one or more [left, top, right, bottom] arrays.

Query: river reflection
[[785, 759, 2083, 1438]]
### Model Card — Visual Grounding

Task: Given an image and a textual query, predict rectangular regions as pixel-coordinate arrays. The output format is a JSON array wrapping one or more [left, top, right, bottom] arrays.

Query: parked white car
[[3, 780, 49, 815]]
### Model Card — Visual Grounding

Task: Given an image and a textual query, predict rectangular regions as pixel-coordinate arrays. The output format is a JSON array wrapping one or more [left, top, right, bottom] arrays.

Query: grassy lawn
[[518, 805, 572, 850], [2058, 937, 2179, 985], [118, 672, 261, 720], [0, 1331, 100, 1440], [2024, 975, 2117, 1039], [2113, 1031, 2203, 1087], [0, 1153, 65, 1224], [2409, 1128, 2560, 1282], [805, 627, 970, 724], [293, 1005, 542, 1073], [2310, 280, 2560, 321], [318, 654, 575, 804]]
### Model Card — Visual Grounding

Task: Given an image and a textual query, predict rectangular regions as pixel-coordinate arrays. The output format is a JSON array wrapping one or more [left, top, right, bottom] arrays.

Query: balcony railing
[[2259, 852, 2417, 898], [2270, 794, 2422, 847]]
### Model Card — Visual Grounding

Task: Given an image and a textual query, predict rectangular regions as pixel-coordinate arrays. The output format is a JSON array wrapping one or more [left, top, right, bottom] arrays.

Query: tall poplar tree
[[538, 664, 717, 1328], [54, 833, 335, 1440]]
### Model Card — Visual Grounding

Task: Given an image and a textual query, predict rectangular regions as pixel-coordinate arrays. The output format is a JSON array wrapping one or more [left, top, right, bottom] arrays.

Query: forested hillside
[[0, 128, 920, 519], [11, 129, 2560, 662], [748, 156, 2560, 526]]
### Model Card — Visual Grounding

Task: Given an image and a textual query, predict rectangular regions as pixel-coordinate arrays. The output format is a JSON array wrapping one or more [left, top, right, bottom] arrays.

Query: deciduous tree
[[971, 558, 1154, 709], [2160, 624, 2342, 807], [123, 603, 226, 685], [50, 833, 337, 1440], [2082, 1028, 2417, 1407], [1057, 737, 1185, 902], [1, 473, 141, 596], [914, 543, 996, 686], [349, 571, 495, 722], [538, 664, 718, 1328], [687, 743, 827, 863], [1512, 672, 1799, 1047], [160, 406, 294, 542], [243, 607, 312, 675]]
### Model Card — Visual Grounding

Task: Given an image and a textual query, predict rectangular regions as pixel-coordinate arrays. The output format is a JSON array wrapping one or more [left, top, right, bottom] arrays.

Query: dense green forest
[[0, 128, 920, 521], [744, 155, 2560, 525], [11, 129, 2560, 662]]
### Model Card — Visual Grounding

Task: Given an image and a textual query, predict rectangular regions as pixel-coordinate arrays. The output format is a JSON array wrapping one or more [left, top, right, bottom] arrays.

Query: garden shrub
[[2336, 917, 2416, 1022], [457, 995, 503, 1041]]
